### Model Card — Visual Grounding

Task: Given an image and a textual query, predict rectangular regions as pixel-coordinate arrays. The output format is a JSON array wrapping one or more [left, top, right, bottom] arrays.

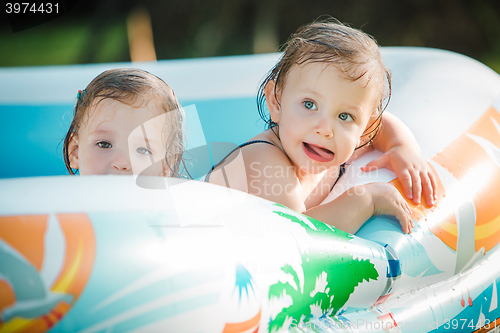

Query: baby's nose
[[315, 120, 334, 138], [112, 152, 132, 173]]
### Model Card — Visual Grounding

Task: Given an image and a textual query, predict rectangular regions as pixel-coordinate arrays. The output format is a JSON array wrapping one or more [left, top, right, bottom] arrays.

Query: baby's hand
[[363, 182, 414, 234], [361, 146, 437, 207]]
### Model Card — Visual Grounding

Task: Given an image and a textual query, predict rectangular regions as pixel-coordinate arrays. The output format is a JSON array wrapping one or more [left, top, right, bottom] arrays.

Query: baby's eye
[[97, 141, 112, 149], [303, 100, 317, 110], [136, 147, 153, 155], [339, 113, 354, 122]]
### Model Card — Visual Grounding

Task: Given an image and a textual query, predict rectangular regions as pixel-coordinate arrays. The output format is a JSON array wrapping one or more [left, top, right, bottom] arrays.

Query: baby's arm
[[306, 182, 413, 234], [361, 112, 437, 207]]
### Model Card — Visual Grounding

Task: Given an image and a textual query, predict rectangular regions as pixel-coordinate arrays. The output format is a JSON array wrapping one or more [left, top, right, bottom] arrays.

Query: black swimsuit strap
[[203, 140, 276, 182], [331, 163, 347, 191], [238, 140, 276, 149]]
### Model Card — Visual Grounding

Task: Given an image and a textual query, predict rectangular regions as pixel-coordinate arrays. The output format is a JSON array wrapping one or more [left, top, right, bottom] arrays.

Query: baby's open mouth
[[303, 142, 334, 162]]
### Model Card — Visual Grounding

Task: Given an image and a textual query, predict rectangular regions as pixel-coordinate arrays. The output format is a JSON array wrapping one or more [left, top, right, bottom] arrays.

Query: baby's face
[[70, 98, 168, 176], [271, 62, 379, 175]]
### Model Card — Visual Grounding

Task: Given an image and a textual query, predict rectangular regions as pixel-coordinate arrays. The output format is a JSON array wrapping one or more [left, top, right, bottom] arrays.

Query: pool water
[[0, 97, 263, 178]]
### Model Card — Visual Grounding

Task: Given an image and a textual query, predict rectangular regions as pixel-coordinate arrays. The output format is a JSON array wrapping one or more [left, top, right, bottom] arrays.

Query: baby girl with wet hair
[[63, 68, 185, 178], [206, 19, 437, 234]]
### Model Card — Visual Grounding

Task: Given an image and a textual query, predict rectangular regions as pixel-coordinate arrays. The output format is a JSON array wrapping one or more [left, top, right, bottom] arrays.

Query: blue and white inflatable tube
[[1, 48, 500, 333]]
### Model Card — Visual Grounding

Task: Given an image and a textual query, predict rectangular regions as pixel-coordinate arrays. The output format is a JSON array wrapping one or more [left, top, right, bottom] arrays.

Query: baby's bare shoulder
[[211, 138, 288, 176], [209, 135, 294, 188]]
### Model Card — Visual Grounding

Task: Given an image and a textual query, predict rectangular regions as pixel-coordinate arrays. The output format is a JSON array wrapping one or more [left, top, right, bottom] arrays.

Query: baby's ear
[[68, 134, 80, 170], [264, 80, 281, 123]]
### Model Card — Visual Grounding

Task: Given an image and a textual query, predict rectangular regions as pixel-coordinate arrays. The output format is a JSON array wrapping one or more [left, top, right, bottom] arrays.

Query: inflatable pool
[[2, 47, 500, 333]]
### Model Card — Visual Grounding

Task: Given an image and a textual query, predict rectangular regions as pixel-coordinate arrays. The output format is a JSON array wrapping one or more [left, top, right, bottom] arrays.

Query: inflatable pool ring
[[1, 47, 500, 332]]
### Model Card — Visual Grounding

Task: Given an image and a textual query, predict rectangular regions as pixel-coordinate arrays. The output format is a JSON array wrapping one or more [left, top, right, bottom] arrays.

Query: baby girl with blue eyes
[[205, 20, 438, 234], [63, 68, 185, 178]]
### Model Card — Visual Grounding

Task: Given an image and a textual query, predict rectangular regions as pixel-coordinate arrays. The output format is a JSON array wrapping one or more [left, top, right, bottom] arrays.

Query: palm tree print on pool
[[268, 208, 379, 332]]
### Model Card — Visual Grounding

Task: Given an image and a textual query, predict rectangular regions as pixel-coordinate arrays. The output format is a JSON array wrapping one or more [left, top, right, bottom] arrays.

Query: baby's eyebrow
[[91, 128, 114, 135], [299, 87, 319, 95], [130, 133, 163, 147], [340, 103, 363, 113]]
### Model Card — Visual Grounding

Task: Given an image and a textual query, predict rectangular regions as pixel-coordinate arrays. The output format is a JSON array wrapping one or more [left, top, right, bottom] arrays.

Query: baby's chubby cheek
[[78, 154, 108, 175]]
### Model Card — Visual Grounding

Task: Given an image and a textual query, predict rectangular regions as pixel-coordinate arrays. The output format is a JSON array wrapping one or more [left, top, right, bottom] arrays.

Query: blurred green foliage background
[[1, 0, 499, 73]]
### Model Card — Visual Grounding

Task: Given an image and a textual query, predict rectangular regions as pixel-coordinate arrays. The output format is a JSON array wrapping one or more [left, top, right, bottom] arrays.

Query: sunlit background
[[1, 0, 499, 72]]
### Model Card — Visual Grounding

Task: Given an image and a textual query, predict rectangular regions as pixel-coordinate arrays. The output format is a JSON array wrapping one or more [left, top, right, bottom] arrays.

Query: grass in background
[[0, 19, 128, 67], [477, 49, 500, 74], [0, 16, 498, 75], [92, 21, 129, 64], [484, 59, 500, 74]]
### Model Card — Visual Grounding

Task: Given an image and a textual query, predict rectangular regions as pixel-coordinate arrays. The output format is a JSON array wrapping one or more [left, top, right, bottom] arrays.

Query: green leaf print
[[268, 209, 379, 332]]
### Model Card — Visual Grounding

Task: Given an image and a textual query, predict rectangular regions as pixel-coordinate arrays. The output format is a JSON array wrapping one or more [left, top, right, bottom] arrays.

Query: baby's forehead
[[91, 95, 163, 115], [286, 61, 385, 99], [81, 97, 166, 132], [288, 61, 373, 81]]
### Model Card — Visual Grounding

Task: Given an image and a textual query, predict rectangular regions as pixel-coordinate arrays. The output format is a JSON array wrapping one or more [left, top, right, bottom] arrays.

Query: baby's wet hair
[[257, 18, 391, 148], [63, 68, 186, 177]]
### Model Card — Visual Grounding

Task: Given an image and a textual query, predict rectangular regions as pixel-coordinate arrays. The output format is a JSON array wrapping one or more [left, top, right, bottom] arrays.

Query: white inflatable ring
[[1, 47, 500, 332]]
